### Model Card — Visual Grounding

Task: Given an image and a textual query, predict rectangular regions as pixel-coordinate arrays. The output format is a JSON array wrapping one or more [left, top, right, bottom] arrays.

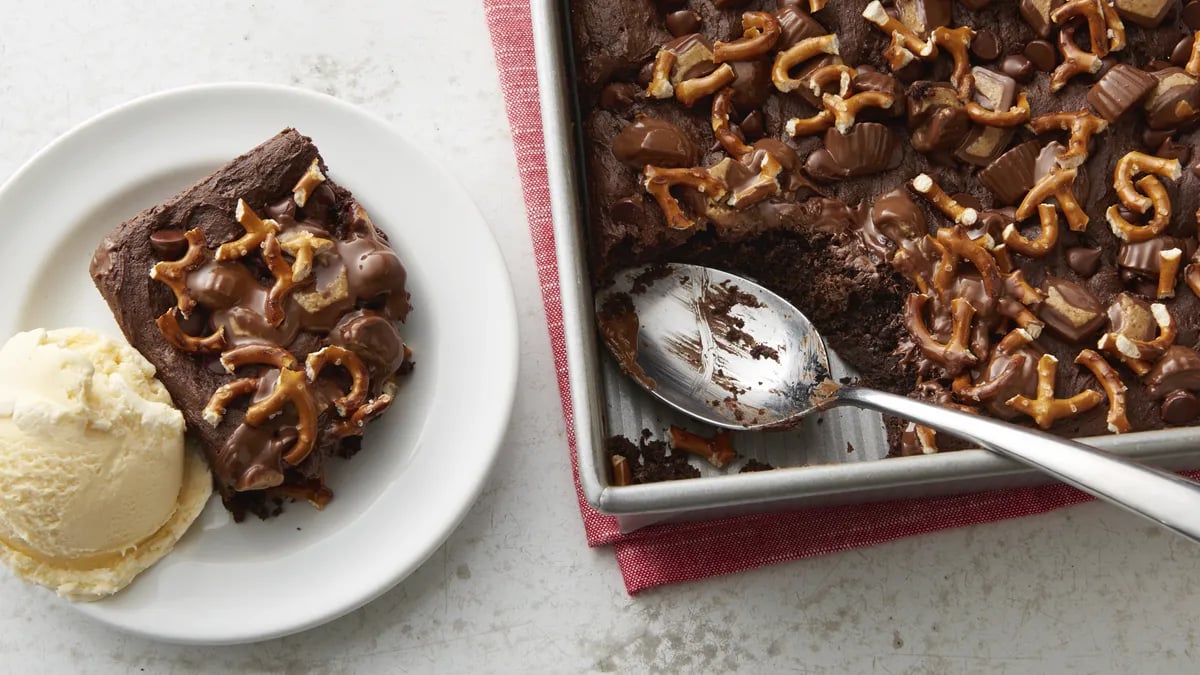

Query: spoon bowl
[[597, 262, 1200, 544]]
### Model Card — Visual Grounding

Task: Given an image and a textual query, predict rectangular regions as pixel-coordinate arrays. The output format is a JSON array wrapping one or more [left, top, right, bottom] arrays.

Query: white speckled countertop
[[2, 2, 1200, 672]]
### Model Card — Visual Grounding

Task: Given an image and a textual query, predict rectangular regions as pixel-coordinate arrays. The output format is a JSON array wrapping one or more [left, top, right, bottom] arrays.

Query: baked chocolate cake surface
[[91, 129, 412, 518], [575, 0, 1200, 459]]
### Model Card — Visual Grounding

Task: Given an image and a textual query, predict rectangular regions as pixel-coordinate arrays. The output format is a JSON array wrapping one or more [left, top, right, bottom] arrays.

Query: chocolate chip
[[1157, 138, 1192, 165], [1066, 247, 1103, 276], [1142, 127, 1174, 149], [599, 82, 640, 110], [665, 10, 700, 37], [970, 30, 1001, 61], [1162, 390, 1200, 424], [1172, 34, 1197, 67], [1001, 54, 1036, 83], [149, 229, 188, 260], [1038, 276, 1105, 343], [1024, 39, 1058, 71], [1087, 64, 1156, 122], [1113, 0, 1175, 28], [611, 196, 648, 225], [612, 116, 698, 168], [979, 141, 1041, 204], [739, 110, 765, 140], [1186, 0, 1200, 29]]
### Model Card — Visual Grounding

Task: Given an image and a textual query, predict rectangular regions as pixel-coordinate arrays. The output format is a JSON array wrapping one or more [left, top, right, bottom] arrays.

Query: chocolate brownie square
[[91, 129, 412, 519]]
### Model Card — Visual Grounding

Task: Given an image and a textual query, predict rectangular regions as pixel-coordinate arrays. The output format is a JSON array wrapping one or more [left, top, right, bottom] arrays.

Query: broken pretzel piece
[[822, 91, 896, 133], [1028, 111, 1108, 169], [711, 88, 753, 158], [911, 173, 977, 226], [669, 425, 737, 468], [214, 344, 319, 467], [156, 307, 226, 354], [149, 227, 209, 316], [647, 49, 678, 99], [806, 63, 855, 98], [1003, 203, 1059, 258], [1075, 348, 1132, 433], [277, 229, 334, 282], [772, 34, 840, 93], [905, 294, 979, 376], [1006, 354, 1103, 430], [1050, 0, 1121, 58], [924, 26, 976, 100], [1157, 248, 1183, 300], [966, 92, 1031, 127], [1016, 166, 1089, 232], [292, 158, 326, 208], [713, 11, 781, 64], [217, 199, 280, 261], [676, 64, 736, 107], [1106, 176, 1173, 243], [305, 344, 370, 416], [1050, 25, 1103, 92], [934, 225, 1003, 300], [1097, 302, 1177, 361], [953, 353, 1029, 403], [1188, 31, 1200, 77], [643, 165, 728, 230]]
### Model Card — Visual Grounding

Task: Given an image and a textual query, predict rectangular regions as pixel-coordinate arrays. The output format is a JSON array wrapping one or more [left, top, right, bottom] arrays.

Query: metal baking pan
[[529, 0, 1200, 533]]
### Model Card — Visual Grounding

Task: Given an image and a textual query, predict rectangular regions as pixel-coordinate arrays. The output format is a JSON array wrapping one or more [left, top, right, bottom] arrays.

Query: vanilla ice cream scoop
[[0, 328, 211, 600]]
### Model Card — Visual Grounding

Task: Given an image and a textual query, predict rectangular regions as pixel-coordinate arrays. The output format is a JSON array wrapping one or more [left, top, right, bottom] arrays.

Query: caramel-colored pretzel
[[784, 110, 834, 137], [1106, 176, 1174, 243], [333, 386, 395, 438], [1187, 31, 1200, 77], [933, 225, 1004, 300], [861, 2, 926, 64], [260, 232, 300, 327], [670, 425, 738, 468], [1016, 166, 1089, 232], [676, 64, 737, 107], [714, 11, 781, 64], [999, 297, 1046, 336], [292, 158, 326, 208], [1157, 248, 1183, 299], [1006, 270, 1048, 306], [1100, 0, 1127, 53], [1075, 348, 1132, 433], [905, 294, 978, 375], [1050, 25, 1103, 92], [305, 345, 370, 416], [911, 173, 978, 226], [806, 63, 855, 98], [156, 307, 227, 354], [711, 88, 753, 158], [808, 0, 827, 12], [647, 49, 677, 99], [1097, 302, 1177, 361], [277, 229, 334, 283], [1187, 253, 1200, 300], [216, 199, 280, 261], [643, 165, 728, 230], [772, 34, 841, 93], [1051, 0, 1116, 58], [1003, 203, 1059, 258], [953, 353, 1029, 402], [822, 91, 896, 133], [1111, 151, 1181, 213], [1006, 354, 1103, 429], [923, 26, 976, 100], [1028, 111, 1108, 169], [213, 344, 318, 466], [966, 92, 1031, 127], [992, 244, 1014, 274], [149, 228, 208, 316]]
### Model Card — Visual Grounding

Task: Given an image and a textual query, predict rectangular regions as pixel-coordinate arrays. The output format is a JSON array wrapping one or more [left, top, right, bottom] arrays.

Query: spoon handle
[[834, 386, 1200, 543]]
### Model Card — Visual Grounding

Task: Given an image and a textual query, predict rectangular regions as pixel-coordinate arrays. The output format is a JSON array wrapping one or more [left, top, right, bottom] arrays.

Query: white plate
[[0, 83, 519, 644]]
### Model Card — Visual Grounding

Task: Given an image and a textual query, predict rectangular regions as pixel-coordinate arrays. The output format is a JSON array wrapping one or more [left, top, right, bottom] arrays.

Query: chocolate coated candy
[[599, 82, 641, 110], [1020, 0, 1063, 37], [1143, 68, 1200, 130], [971, 30, 1002, 61], [956, 68, 1017, 166], [1087, 64, 1156, 122], [612, 116, 699, 168], [895, 0, 951, 38], [665, 10, 701, 37], [978, 141, 1041, 204], [729, 59, 772, 110], [1066, 247, 1103, 276], [907, 81, 969, 153], [810, 123, 903, 180], [1118, 236, 1190, 280], [1107, 292, 1157, 341], [1162, 390, 1200, 424], [1114, 0, 1175, 28], [1147, 346, 1200, 399], [1186, 0, 1200, 29], [1038, 276, 1105, 343], [776, 6, 826, 49]]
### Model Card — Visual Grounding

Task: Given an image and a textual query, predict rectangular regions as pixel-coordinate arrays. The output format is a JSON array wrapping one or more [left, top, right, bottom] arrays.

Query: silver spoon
[[596, 262, 1200, 543]]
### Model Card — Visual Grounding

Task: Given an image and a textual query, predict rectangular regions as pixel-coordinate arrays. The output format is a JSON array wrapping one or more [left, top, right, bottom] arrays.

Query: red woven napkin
[[482, 0, 1189, 594]]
